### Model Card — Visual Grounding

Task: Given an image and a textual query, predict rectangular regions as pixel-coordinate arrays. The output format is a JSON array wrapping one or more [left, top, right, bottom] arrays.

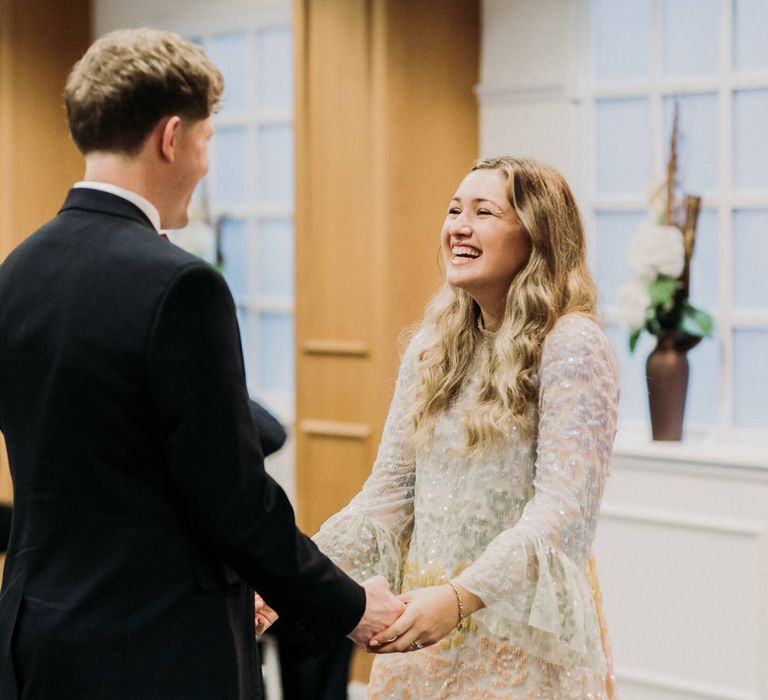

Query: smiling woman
[[442, 168, 532, 327], [314, 156, 621, 698]]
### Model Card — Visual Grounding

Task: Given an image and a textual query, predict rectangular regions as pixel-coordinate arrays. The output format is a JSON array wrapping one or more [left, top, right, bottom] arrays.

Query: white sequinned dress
[[314, 315, 621, 699]]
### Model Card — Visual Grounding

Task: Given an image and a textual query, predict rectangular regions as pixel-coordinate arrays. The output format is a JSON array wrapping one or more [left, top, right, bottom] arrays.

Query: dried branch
[[664, 100, 680, 227], [679, 194, 701, 297]]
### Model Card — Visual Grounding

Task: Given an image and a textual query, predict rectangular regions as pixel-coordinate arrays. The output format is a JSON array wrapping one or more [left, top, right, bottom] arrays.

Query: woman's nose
[[451, 221, 472, 237]]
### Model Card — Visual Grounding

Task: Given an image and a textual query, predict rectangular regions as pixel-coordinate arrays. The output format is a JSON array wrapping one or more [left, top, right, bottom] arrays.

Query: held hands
[[367, 583, 484, 654], [348, 575, 407, 647], [254, 592, 279, 634]]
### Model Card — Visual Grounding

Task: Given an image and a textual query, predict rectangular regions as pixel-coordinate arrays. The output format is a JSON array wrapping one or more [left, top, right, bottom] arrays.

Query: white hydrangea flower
[[630, 223, 684, 280], [615, 278, 651, 331]]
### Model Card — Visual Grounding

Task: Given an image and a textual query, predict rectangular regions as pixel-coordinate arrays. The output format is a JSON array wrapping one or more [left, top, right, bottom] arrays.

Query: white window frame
[[586, 0, 768, 441], [165, 4, 295, 424]]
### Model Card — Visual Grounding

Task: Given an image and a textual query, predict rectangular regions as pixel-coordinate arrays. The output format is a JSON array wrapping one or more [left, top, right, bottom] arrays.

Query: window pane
[[220, 218, 250, 298], [733, 209, 768, 311], [237, 308, 256, 389], [258, 312, 294, 392], [686, 329, 720, 428], [733, 0, 768, 72], [733, 89, 768, 191], [662, 94, 719, 194], [256, 26, 292, 110], [661, 0, 720, 77], [256, 125, 293, 204], [593, 0, 651, 82], [689, 208, 719, 312], [595, 210, 646, 304], [596, 98, 651, 195], [733, 329, 768, 429], [605, 323, 657, 425], [209, 32, 249, 113], [257, 218, 294, 297], [212, 127, 249, 207]]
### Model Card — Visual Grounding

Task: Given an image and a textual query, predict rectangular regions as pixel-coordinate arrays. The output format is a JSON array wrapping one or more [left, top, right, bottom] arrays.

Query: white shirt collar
[[74, 181, 162, 234]]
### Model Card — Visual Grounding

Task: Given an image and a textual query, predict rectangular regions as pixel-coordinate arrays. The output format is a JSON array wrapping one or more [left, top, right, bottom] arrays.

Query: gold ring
[[411, 640, 424, 650]]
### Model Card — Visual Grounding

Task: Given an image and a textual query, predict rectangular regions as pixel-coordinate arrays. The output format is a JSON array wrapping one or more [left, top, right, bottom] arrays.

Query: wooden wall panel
[[294, 0, 479, 682], [0, 0, 91, 556], [298, 433, 372, 536]]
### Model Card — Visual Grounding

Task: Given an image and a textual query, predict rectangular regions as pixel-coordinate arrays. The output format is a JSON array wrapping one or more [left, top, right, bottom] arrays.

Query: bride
[[314, 156, 620, 698]]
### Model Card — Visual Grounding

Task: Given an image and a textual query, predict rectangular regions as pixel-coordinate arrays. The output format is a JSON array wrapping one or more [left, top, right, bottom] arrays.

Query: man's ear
[[159, 115, 182, 162]]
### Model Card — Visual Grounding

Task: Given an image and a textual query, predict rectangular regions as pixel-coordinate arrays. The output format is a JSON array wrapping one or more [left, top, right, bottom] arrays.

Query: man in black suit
[[0, 29, 403, 700]]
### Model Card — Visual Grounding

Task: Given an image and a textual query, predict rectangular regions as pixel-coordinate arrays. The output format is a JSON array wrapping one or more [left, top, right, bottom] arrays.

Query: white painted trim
[[611, 453, 768, 484], [591, 196, 647, 210], [474, 82, 569, 106], [212, 206, 293, 220], [615, 665, 759, 700], [600, 504, 764, 537], [612, 431, 768, 474], [732, 311, 768, 327], [760, 528, 768, 698], [234, 296, 294, 312], [215, 111, 292, 128], [729, 192, 768, 207], [719, 0, 735, 432]]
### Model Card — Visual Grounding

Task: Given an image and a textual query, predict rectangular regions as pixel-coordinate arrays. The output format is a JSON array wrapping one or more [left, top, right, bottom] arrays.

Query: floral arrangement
[[615, 105, 713, 352]]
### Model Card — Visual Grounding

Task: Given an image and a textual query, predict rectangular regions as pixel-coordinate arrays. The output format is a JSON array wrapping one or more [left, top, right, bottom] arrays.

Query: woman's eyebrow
[[450, 197, 504, 207]]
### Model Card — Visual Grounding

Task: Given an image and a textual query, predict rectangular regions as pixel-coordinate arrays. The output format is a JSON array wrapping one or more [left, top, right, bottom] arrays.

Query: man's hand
[[347, 575, 406, 646], [254, 592, 279, 635]]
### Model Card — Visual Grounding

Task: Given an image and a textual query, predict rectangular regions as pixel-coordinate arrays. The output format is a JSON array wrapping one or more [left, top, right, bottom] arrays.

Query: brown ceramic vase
[[645, 330, 702, 441]]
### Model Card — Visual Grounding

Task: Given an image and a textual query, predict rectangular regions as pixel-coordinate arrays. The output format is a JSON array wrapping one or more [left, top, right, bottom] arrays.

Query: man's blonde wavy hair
[[409, 156, 598, 450]]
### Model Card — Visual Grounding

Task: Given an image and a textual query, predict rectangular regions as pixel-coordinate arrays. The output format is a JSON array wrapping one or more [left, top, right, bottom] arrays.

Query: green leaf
[[628, 329, 641, 354], [680, 304, 714, 337], [648, 277, 679, 307], [646, 314, 661, 336]]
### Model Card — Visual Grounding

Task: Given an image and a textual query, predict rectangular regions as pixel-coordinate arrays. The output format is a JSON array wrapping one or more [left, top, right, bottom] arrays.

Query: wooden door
[[294, 0, 479, 681]]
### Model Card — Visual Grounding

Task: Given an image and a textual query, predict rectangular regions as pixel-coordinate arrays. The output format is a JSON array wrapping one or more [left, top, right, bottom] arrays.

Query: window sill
[[613, 423, 768, 473]]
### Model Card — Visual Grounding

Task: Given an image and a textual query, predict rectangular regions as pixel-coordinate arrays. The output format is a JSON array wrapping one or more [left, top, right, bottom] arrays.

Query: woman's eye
[[477, 209, 491, 216], [448, 207, 461, 215]]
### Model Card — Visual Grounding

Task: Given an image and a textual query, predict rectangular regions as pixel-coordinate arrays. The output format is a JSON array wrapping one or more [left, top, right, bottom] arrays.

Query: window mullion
[[718, 0, 734, 430], [650, 0, 664, 183]]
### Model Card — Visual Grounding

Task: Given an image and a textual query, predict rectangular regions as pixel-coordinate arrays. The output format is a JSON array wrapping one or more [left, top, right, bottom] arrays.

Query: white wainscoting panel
[[594, 449, 768, 700]]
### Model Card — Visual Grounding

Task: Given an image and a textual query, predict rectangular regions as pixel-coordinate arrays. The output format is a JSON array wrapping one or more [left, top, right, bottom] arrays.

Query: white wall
[[479, 0, 590, 204], [481, 1, 768, 697]]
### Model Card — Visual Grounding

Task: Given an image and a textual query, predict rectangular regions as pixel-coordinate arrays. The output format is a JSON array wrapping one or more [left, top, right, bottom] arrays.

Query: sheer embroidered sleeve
[[312, 338, 420, 592], [454, 316, 620, 669]]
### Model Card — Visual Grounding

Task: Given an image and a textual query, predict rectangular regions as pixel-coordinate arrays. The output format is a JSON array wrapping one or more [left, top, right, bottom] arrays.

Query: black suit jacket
[[0, 189, 365, 700], [247, 399, 287, 458]]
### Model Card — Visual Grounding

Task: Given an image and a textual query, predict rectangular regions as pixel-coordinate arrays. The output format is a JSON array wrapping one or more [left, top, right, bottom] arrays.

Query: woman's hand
[[367, 584, 468, 653], [254, 592, 279, 634]]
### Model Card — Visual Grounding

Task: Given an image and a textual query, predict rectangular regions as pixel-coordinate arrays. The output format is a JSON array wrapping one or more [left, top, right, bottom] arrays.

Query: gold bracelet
[[447, 580, 465, 630]]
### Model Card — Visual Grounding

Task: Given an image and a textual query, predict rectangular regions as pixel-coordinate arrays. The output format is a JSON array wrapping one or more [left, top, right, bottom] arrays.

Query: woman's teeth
[[452, 245, 480, 258]]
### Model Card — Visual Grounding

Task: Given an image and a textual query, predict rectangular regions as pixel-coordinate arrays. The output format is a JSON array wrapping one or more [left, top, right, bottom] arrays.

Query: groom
[[0, 29, 403, 700]]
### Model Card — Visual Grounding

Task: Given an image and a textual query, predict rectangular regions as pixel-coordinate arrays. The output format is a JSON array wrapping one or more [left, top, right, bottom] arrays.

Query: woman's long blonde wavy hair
[[409, 156, 598, 450]]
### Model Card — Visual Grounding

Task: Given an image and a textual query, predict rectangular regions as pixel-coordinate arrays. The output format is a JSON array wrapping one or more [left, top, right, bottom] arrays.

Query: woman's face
[[441, 168, 531, 319]]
